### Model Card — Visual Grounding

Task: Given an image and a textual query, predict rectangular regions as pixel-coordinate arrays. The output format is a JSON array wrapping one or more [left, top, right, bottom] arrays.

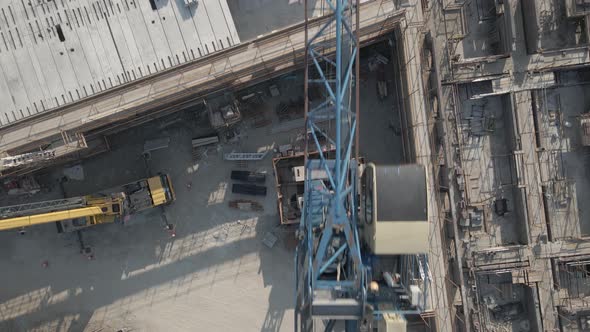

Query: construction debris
[[228, 199, 264, 211], [466, 104, 495, 136], [143, 137, 170, 154], [190, 135, 218, 162], [1, 150, 56, 171], [224, 151, 268, 161], [158, 117, 184, 129], [3, 176, 41, 195], [275, 144, 296, 158], [232, 183, 267, 196], [240, 92, 263, 104], [269, 84, 280, 97], [368, 51, 389, 71], [234, 160, 249, 169], [262, 232, 278, 248], [63, 164, 84, 181], [580, 113, 590, 146], [192, 135, 219, 148], [208, 100, 242, 130], [377, 80, 388, 100], [275, 98, 304, 122], [255, 118, 272, 128], [271, 118, 305, 134], [192, 147, 208, 162]]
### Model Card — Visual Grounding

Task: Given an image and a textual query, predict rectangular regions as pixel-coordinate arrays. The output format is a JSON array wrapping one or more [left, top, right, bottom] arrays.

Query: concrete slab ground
[[0, 115, 296, 331], [0, 40, 405, 331]]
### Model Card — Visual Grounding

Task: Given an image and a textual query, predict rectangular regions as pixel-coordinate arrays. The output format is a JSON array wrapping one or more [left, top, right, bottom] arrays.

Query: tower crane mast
[[295, 1, 431, 331], [296, 0, 364, 330]]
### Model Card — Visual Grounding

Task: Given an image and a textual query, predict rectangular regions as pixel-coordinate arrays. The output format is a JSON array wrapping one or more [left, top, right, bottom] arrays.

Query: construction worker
[[166, 224, 176, 238]]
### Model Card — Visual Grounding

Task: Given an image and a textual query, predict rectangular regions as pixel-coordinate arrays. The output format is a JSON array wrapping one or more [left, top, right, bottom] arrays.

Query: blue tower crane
[[295, 0, 364, 330], [295, 1, 431, 331]]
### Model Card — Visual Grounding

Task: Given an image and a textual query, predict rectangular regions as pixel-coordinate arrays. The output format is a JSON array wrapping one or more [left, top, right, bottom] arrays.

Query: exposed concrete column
[[513, 90, 558, 331], [399, 1, 454, 330]]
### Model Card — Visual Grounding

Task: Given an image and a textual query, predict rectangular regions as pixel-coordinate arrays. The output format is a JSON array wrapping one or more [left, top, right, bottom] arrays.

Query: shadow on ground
[[0, 212, 294, 331]]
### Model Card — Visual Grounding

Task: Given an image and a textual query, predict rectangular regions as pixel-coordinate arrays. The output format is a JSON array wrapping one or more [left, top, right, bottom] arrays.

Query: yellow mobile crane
[[0, 174, 175, 232]]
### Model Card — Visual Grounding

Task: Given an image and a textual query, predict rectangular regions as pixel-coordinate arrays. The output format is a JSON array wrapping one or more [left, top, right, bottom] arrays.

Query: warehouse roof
[[0, 0, 239, 126]]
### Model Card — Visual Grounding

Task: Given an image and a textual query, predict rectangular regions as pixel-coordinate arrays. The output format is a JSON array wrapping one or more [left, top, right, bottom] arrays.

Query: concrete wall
[[502, 93, 530, 245], [524, 285, 543, 332], [521, 0, 539, 54]]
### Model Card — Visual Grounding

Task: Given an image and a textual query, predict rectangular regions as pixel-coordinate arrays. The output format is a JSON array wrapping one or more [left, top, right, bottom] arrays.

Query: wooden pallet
[[228, 199, 264, 211], [235, 160, 248, 168], [192, 147, 206, 161]]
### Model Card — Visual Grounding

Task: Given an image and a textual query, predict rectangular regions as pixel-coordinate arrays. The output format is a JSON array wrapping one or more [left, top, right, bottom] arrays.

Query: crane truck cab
[[123, 173, 175, 214]]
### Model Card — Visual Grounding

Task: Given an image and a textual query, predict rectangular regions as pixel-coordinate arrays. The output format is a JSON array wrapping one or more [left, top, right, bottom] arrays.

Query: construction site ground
[[0, 42, 406, 332]]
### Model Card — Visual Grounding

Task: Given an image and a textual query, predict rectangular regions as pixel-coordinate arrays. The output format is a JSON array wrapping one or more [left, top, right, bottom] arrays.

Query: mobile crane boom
[[0, 195, 124, 231]]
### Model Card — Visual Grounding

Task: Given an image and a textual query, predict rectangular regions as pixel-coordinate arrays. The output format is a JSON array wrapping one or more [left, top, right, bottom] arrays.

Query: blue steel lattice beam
[[295, 0, 363, 330]]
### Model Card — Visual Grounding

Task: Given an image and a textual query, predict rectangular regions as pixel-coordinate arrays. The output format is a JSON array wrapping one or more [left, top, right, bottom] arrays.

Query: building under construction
[[2, 0, 590, 331]]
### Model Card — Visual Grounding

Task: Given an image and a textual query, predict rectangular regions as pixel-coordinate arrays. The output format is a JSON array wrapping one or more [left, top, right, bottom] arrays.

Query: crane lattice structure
[[295, 0, 363, 330]]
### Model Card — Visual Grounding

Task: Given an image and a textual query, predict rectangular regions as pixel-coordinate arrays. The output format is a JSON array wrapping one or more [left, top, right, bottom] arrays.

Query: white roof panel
[[0, 0, 239, 126]]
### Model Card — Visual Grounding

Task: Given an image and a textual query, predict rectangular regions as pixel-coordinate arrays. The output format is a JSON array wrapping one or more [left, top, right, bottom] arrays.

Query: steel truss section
[[296, 0, 363, 331], [0, 197, 87, 218]]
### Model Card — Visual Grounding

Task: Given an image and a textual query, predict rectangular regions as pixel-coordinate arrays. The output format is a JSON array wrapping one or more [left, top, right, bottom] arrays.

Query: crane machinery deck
[[294, 1, 430, 330]]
